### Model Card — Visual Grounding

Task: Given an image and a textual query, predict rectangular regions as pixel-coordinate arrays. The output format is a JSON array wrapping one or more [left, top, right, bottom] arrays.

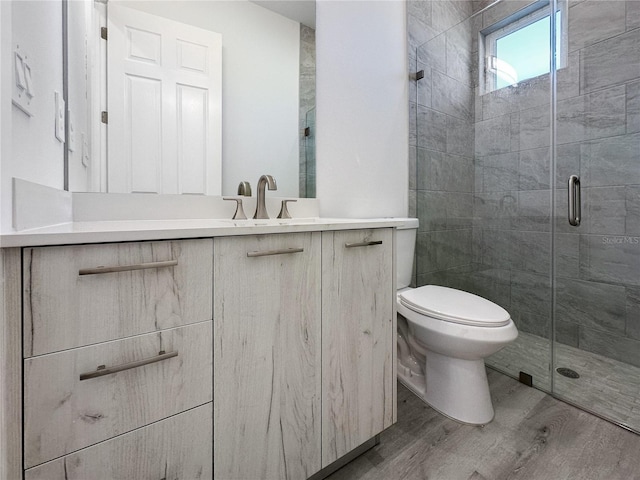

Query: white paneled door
[[107, 5, 222, 194]]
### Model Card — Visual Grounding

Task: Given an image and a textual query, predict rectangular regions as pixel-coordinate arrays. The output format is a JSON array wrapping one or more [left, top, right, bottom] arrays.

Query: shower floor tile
[[487, 331, 640, 433]]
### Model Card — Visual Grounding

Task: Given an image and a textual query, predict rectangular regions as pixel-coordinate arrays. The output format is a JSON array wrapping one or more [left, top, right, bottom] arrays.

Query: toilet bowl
[[395, 219, 518, 425], [398, 286, 518, 425]]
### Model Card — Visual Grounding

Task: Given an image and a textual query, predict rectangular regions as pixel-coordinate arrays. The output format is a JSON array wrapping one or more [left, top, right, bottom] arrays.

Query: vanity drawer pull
[[247, 247, 304, 257], [78, 259, 178, 276], [345, 241, 383, 248], [79, 350, 179, 381]]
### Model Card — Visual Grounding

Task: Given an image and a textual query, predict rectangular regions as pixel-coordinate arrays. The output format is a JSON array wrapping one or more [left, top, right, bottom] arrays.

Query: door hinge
[[101, 27, 108, 40], [101, 111, 108, 124]]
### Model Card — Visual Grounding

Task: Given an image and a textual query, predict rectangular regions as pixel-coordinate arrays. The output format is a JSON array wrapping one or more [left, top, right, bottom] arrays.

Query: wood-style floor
[[326, 371, 640, 480]]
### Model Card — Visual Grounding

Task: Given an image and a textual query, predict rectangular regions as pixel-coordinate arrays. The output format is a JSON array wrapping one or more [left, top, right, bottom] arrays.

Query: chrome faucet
[[254, 175, 277, 219]]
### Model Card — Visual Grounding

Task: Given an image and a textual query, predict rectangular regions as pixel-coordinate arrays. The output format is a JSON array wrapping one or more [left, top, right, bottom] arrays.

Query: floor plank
[[326, 371, 640, 480]]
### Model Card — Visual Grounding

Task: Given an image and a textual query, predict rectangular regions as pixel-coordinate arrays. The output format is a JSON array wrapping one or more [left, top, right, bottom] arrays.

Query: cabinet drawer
[[24, 321, 212, 468], [25, 403, 213, 480], [24, 239, 213, 357]]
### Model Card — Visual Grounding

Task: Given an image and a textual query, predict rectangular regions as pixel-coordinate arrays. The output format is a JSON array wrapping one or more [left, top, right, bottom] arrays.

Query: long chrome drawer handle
[[79, 350, 178, 381], [247, 247, 304, 257], [345, 241, 383, 248], [79, 259, 178, 276]]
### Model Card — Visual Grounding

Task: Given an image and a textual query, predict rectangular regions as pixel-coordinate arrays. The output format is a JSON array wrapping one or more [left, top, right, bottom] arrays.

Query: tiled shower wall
[[408, 0, 640, 366], [554, 1, 639, 365], [299, 24, 316, 197], [408, 0, 477, 289]]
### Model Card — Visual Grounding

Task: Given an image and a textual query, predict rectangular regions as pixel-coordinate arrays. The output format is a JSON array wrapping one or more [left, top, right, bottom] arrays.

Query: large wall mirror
[[66, 0, 316, 198]]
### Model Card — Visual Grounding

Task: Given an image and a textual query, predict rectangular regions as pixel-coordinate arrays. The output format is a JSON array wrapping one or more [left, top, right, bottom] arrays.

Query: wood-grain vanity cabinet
[[21, 239, 213, 478], [213, 232, 323, 480], [7, 227, 395, 480]]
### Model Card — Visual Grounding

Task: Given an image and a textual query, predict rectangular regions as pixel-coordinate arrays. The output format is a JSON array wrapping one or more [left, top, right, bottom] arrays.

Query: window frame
[[480, 0, 568, 94]]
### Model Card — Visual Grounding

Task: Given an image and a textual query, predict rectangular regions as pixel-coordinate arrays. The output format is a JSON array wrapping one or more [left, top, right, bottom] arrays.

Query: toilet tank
[[396, 218, 419, 289]]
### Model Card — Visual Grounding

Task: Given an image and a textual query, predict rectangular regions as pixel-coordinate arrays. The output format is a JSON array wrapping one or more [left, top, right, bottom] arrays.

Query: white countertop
[[0, 217, 406, 248]]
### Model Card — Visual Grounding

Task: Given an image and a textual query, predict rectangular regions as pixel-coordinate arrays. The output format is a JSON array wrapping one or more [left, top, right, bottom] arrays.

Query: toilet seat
[[398, 285, 511, 327]]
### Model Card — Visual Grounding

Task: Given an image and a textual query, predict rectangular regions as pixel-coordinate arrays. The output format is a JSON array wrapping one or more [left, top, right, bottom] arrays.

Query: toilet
[[395, 219, 518, 425]]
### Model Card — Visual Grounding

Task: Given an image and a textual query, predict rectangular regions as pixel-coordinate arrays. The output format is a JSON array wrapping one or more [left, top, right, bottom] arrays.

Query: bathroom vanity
[[0, 216, 399, 480]]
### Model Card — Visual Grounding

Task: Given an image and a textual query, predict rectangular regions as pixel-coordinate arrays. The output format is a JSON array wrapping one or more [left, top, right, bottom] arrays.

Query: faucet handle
[[223, 197, 248, 220], [237, 181, 252, 196], [277, 199, 297, 219]]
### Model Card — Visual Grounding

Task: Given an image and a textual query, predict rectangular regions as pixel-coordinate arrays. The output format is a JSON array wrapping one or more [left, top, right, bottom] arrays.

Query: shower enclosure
[[409, 0, 639, 432]]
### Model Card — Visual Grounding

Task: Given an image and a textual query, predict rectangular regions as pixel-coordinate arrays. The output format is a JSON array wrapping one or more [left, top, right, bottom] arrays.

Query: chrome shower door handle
[[568, 175, 581, 227]]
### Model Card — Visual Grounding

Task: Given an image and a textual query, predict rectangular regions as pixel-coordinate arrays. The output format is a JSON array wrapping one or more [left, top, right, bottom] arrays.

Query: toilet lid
[[399, 285, 511, 327]]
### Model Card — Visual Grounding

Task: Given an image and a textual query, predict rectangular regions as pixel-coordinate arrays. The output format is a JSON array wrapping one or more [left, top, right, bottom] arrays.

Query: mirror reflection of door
[[107, 5, 222, 194]]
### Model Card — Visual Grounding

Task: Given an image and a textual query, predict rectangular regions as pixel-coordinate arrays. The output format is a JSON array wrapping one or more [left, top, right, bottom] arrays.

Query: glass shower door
[[472, 0, 555, 393], [552, 0, 640, 432]]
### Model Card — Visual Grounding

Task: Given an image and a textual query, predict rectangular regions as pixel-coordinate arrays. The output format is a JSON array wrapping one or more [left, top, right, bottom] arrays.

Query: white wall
[[67, 0, 91, 192], [0, 2, 9, 233], [316, 0, 408, 218], [10, 2, 64, 191], [119, 0, 301, 197], [1, 1, 64, 232]]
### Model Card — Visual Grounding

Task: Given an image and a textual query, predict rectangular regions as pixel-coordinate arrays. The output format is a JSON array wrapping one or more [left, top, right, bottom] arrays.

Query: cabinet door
[[321, 229, 395, 467], [214, 233, 321, 480]]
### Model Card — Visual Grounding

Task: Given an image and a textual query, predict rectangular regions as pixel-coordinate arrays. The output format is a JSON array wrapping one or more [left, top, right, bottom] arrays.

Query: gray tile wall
[[555, 0, 640, 366], [408, 0, 476, 289], [408, 0, 640, 367], [299, 24, 316, 197]]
